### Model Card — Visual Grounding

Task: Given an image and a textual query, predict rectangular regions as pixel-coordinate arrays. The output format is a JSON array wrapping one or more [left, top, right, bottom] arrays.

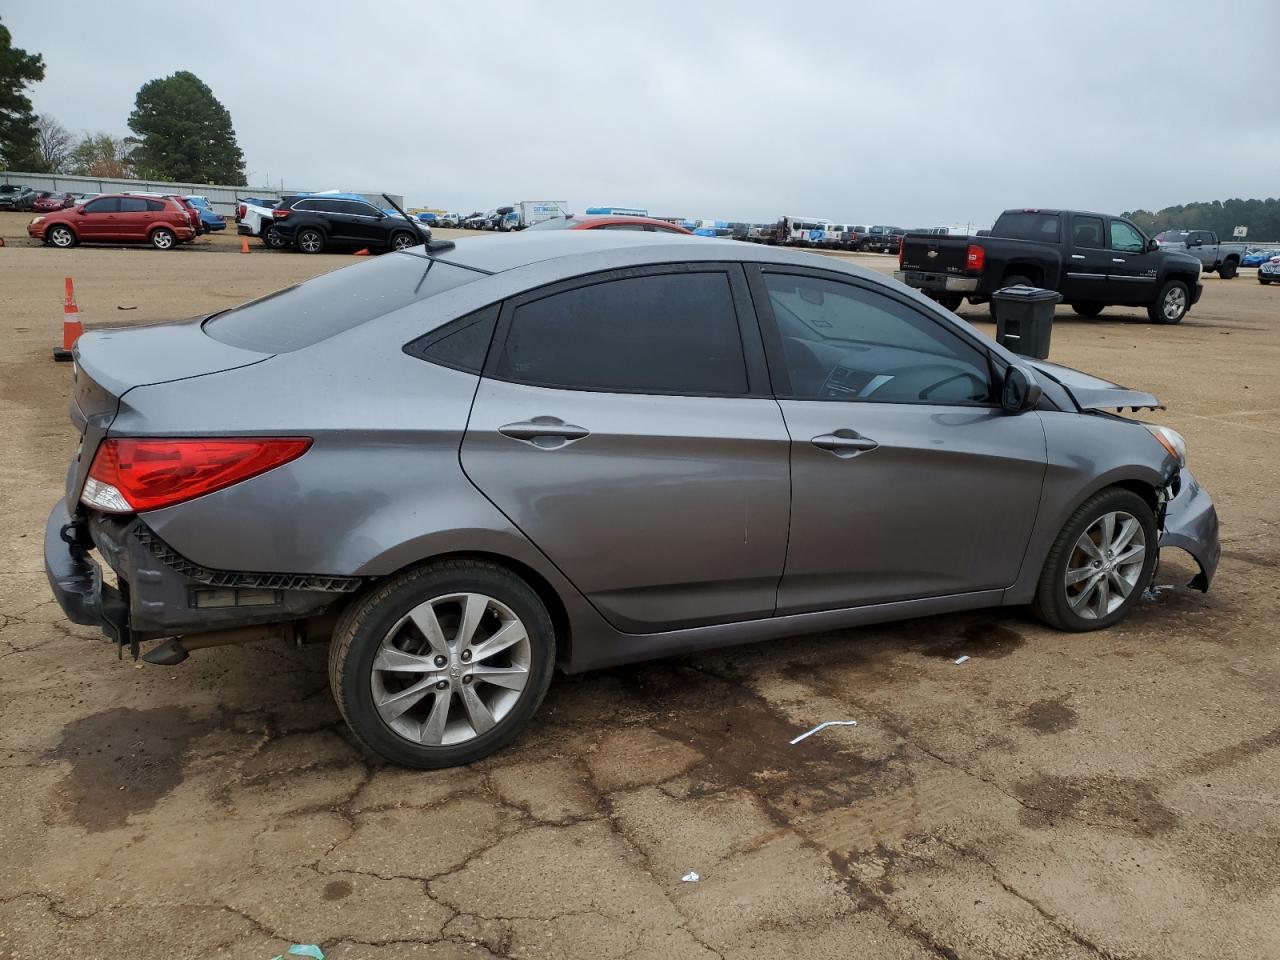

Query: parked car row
[[28, 193, 200, 249], [235, 191, 430, 254], [456, 202, 569, 232]]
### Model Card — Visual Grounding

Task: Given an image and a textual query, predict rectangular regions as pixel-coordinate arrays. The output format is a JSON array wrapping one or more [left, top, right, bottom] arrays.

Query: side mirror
[[1001, 365, 1042, 413], [1147, 239, 1159, 252], [74, 205, 85, 214]]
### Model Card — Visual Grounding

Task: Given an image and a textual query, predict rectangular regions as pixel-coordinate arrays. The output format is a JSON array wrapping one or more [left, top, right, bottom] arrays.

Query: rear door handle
[[499, 416, 590, 449], [812, 429, 879, 459]]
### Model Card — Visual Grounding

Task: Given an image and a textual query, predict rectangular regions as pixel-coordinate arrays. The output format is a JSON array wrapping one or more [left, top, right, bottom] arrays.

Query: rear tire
[[1032, 488, 1158, 632], [263, 226, 289, 250], [936, 294, 963, 311], [1148, 279, 1189, 324], [150, 228, 176, 250], [1219, 259, 1238, 279], [329, 559, 556, 769], [1071, 303, 1105, 318], [297, 227, 325, 254]]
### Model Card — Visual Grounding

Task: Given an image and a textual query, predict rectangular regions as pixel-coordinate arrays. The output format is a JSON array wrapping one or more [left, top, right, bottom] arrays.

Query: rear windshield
[[203, 253, 484, 353], [992, 212, 1061, 242], [1156, 231, 1189, 242]]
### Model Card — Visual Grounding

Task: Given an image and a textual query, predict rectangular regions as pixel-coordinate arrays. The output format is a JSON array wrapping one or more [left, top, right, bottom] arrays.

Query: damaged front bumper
[[43, 498, 360, 658], [1160, 467, 1219, 591]]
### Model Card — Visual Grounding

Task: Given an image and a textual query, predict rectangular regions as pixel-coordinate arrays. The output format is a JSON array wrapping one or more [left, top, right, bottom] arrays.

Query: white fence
[[0, 170, 403, 217]]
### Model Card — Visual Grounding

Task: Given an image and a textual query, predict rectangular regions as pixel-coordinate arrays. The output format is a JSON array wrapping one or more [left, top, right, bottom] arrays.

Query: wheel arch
[[1002, 261, 1046, 286]]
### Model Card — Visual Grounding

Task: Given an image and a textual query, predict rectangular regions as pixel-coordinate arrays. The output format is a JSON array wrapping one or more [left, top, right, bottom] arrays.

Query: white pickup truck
[[1154, 229, 1246, 278], [235, 197, 289, 249]]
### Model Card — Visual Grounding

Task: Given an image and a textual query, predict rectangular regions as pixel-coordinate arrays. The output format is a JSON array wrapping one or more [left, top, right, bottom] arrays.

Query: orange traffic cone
[[241, 236, 250, 254], [352, 248, 371, 256], [53, 276, 84, 362], [0, 237, 6, 247]]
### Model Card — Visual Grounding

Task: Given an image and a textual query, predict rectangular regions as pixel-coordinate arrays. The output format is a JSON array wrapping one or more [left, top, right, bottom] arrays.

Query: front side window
[[764, 273, 990, 404], [84, 197, 120, 214], [495, 272, 748, 396], [1110, 220, 1146, 253], [118, 197, 148, 213]]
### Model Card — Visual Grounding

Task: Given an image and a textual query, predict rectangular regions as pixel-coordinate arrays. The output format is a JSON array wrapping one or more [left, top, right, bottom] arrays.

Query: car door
[[749, 266, 1046, 614], [344, 200, 388, 244], [1061, 214, 1111, 303], [461, 264, 791, 633], [77, 197, 120, 239], [1106, 217, 1160, 305], [117, 196, 151, 240]]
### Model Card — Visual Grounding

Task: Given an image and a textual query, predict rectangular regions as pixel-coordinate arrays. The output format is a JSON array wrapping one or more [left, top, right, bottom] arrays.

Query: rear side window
[[1071, 216, 1105, 249], [119, 197, 148, 213], [404, 305, 499, 373], [204, 255, 484, 353], [494, 272, 748, 396], [145, 199, 166, 212], [992, 212, 1061, 242]]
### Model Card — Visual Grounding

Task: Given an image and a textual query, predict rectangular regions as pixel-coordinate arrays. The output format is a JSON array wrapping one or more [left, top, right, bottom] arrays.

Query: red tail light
[[965, 243, 985, 273], [81, 438, 312, 514], [272, 208, 291, 219], [236, 203, 246, 221]]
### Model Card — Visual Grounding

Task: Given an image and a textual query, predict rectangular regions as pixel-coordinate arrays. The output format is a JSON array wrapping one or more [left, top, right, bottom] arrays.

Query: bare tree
[[34, 114, 74, 172]]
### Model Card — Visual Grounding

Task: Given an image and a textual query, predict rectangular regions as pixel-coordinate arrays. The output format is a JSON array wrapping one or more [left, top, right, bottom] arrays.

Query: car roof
[[566, 214, 691, 232], [421, 229, 885, 281]]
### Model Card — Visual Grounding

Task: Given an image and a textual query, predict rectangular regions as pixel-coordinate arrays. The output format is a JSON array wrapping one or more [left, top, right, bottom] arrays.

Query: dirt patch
[[1018, 697, 1078, 734], [45, 706, 201, 832], [1014, 774, 1178, 836], [920, 620, 1027, 661], [323, 879, 354, 901]]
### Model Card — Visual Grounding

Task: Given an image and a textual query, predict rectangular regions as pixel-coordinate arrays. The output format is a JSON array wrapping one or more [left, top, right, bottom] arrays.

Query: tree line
[[1, 17, 245, 184], [1124, 199, 1280, 244]]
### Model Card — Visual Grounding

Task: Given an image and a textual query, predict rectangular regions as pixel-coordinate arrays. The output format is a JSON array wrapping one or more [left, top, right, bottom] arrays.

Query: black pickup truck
[[895, 209, 1204, 324]]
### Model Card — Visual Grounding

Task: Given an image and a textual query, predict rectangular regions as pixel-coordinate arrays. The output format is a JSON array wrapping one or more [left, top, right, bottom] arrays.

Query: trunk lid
[[66, 318, 269, 502], [899, 234, 970, 274]]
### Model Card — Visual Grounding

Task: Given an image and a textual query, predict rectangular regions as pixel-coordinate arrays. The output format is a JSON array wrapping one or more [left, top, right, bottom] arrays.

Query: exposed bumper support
[[894, 270, 979, 294], [1159, 467, 1219, 591]]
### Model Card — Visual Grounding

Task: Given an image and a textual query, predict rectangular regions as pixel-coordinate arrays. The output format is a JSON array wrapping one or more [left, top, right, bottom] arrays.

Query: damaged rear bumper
[[44, 498, 361, 656], [1160, 467, 1219, 591]]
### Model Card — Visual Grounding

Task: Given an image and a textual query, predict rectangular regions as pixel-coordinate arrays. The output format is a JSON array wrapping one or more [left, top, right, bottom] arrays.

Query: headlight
[[30, 215, 44, 224], [1145, 425, 1187, 467]]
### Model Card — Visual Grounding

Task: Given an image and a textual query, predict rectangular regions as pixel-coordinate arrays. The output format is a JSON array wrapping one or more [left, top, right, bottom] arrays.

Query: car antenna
[[382, 193, 454, 253]]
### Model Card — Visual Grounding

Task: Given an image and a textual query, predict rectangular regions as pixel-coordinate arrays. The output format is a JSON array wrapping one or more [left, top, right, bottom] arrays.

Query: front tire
[[1148, 279, 1189, 324], [1261, 276, 1272, 286], [296, 227, 325, 254], [1071, 303, 1104, 318], [150, 228, 176, 250], [1032, 488, 1158, 632], [389, 230, 417, 251], [329, 559, 556, 769], [47, 224, 76, 248]]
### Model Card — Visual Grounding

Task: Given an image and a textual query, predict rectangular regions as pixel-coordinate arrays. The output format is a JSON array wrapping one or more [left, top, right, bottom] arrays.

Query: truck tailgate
[[900, 234, 970, 273]]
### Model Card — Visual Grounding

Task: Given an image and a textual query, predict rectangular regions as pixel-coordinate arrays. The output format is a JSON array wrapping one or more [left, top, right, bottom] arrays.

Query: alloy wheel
[[1064, 511, 1146, 619], [299, 231, 322, 253], [1163, 286, 1186, 321], [370, 592, 531, 746], [50, 226, 73, 247], [392, 233, 415, 251]]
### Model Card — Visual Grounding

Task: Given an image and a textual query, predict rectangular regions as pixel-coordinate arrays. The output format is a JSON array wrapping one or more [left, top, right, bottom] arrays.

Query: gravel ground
[[1, 210, 1278, 959]]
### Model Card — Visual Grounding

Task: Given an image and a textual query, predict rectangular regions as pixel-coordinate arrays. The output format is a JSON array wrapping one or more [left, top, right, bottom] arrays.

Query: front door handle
[[499, 416, 590, 449], [812, 429, 879, 459], [1070, 254, 1086, 260], [1112, 258, 1126, 263]]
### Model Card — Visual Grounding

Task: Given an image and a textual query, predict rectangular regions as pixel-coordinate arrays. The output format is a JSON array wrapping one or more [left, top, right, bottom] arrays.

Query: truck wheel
[[328, 558, 556, 769], [1032, 487, 1158, 632], [1148, 280, 1189, 324], [1071, 303, 1104, 318], [1219, 259, 1238, 279], [935, 294, 963, 311]]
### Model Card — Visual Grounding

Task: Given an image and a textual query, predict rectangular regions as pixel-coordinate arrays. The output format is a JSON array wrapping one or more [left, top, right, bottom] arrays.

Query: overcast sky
[[6, 1, 1276, 224]]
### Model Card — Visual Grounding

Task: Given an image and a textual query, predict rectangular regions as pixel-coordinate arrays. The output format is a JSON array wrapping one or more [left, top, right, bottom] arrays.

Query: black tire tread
[[1031, 487, 1156, 632], [328, 558, 555, 768]]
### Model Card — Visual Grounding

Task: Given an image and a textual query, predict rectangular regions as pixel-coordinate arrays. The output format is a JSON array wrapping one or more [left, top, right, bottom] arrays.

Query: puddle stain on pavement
[[45, 706, 201, 832]]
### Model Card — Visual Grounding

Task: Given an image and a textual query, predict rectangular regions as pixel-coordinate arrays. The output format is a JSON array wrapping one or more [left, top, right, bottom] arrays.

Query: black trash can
[[991, 284, 1061, 360]]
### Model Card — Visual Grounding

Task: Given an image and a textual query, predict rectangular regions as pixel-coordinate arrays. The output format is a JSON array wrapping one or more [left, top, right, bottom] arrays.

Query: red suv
[[29, 194, 195, 250]]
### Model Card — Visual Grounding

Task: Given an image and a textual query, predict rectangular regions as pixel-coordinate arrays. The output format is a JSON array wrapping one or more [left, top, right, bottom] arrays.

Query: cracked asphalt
[[2, 216, 1278, 959]]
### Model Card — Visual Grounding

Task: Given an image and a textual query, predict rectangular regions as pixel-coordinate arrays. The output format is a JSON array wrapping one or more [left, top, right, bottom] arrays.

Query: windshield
[[526, 216, 576, 230], [204, 253, 484, 353]]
